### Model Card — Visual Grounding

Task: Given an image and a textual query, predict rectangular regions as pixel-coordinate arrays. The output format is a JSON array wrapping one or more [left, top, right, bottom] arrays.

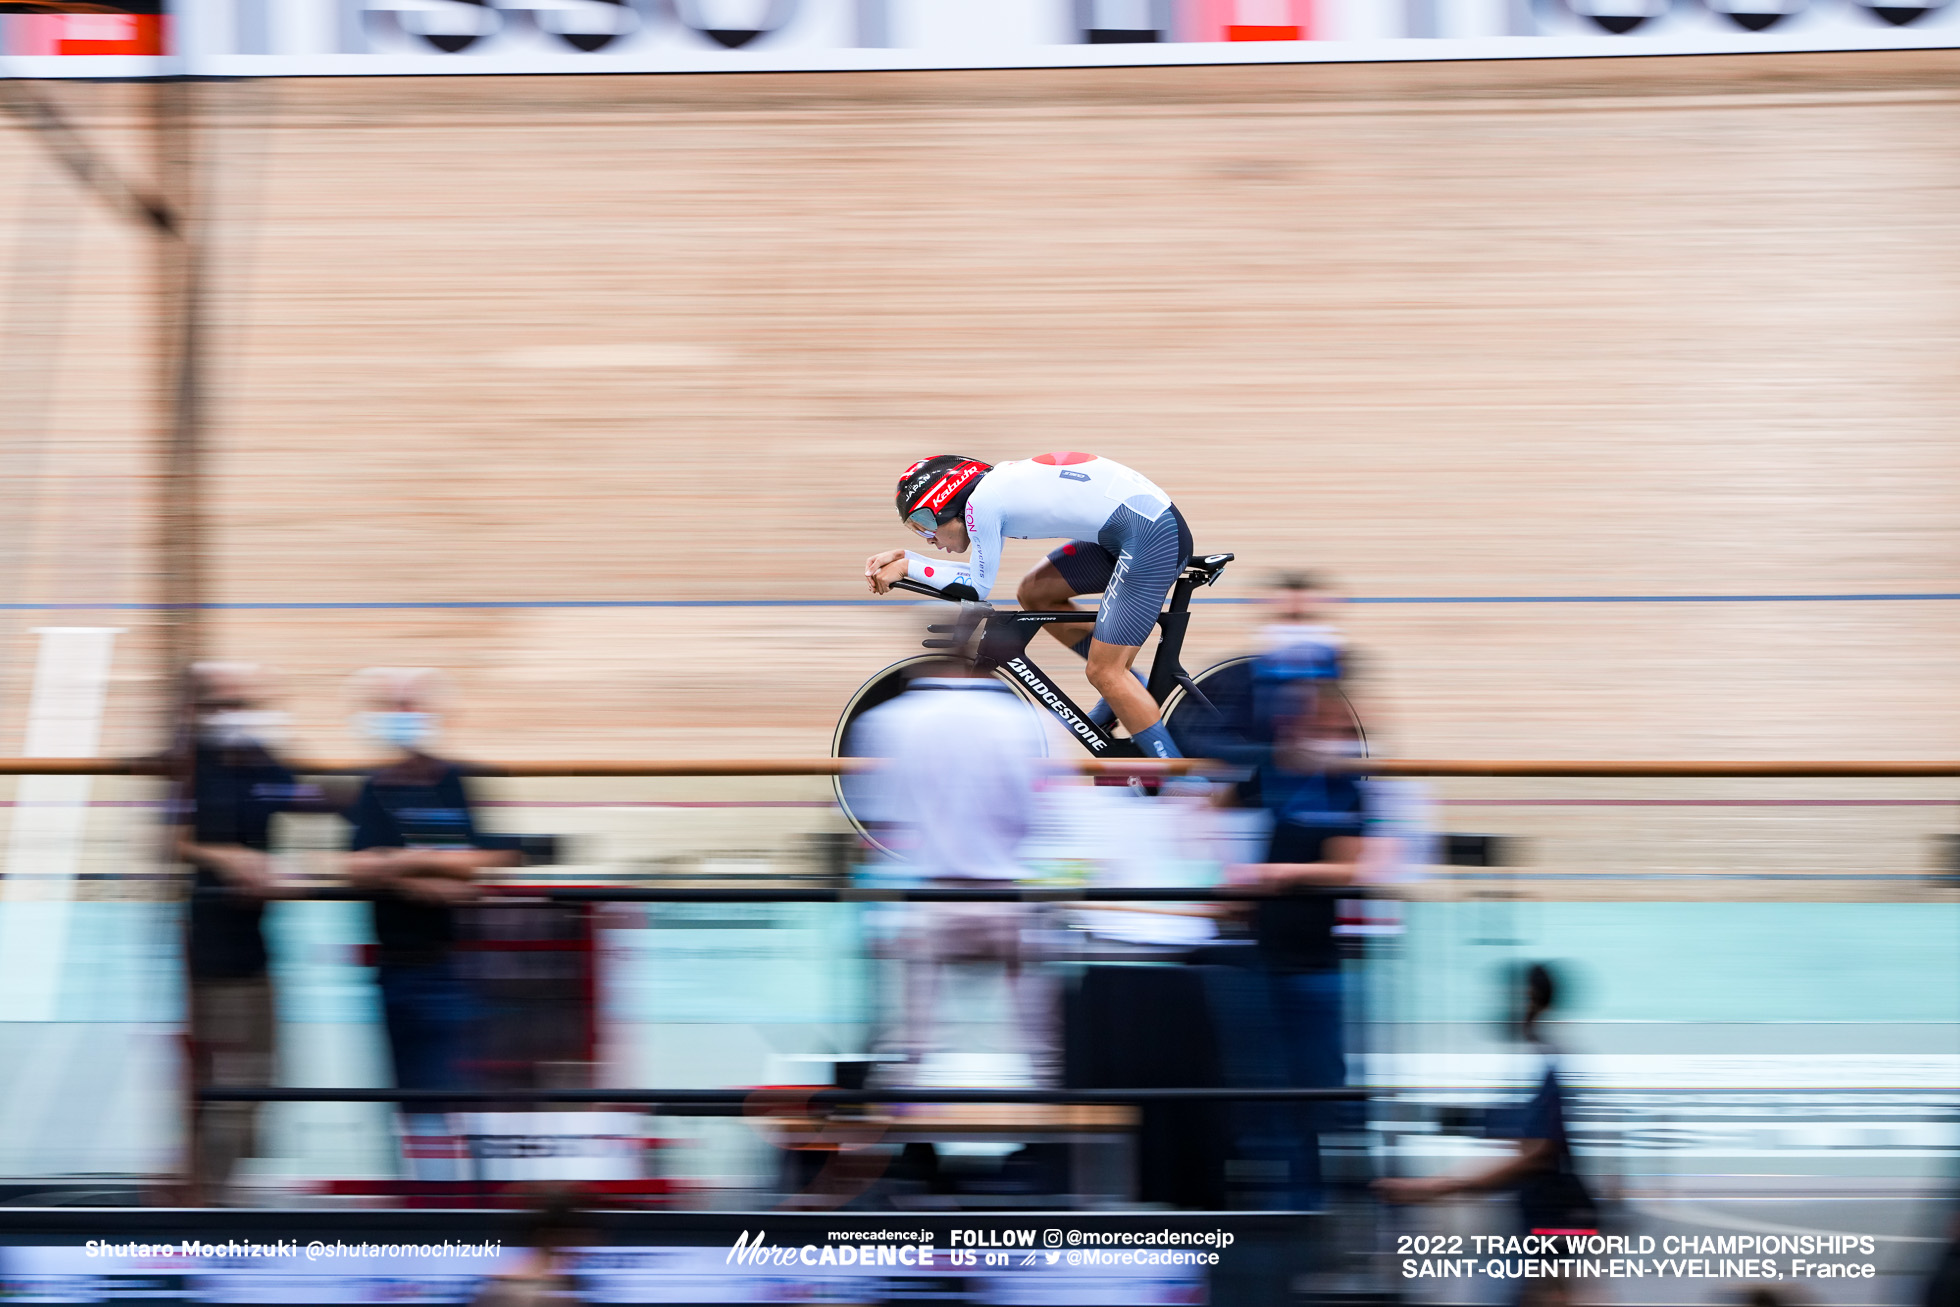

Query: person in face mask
[[1213, 675, 1390, 1210], [176, 661, 323, 1204], [343, 668, 519, 1173]]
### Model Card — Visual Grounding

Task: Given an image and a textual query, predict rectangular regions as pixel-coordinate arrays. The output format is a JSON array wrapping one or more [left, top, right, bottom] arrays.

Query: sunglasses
[[906, 508, 940, 534]]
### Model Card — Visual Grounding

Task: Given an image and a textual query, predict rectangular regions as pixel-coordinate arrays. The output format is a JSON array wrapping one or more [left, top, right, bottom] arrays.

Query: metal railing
[[200, 1087, 1371, 1105], [2, 757, 1957, 777], [89, 754, 1959, 1117], [196, 875, 1377, 1109]]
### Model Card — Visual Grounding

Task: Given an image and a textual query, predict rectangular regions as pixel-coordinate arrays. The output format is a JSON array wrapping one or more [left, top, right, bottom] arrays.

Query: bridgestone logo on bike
[[1006, 658, 1105, 752], [837, 552, 1236, 851]]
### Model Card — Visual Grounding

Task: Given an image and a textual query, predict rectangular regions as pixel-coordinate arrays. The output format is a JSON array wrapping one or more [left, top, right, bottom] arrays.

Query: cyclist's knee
[[1018, 561, 1073, 611], [1083, 642, 1140, 690]]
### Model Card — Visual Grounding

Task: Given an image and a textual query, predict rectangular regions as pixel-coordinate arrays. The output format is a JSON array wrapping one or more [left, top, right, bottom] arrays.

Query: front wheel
[[1159, 656, 1367, 763], [831, 656, 1049, 855]]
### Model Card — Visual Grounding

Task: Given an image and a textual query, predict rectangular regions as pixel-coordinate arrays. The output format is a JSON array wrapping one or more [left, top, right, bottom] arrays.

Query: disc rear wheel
[[1160, 655, 1367, 762]]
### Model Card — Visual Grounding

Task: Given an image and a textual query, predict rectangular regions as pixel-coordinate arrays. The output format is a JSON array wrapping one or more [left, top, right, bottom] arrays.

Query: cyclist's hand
[[865, 549, 907, 594], [868, 557, 910, 595]]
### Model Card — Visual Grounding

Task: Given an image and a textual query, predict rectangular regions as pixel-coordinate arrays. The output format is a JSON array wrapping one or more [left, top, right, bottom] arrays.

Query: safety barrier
[[199, 886, 1351, 902], [67, 759, 1960, 1127], [2, 757, 1957, 777], [201, 1087, 1370, 1105]]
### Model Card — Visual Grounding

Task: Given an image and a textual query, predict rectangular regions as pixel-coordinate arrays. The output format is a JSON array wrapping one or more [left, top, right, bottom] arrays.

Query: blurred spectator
[[1928, 1211, 1960, 1307], [1251, 570, 1352, 748], [470, 1186, 592, 1306], [1175, 570, 1352, 770], [176, 662, 324, 1205], [1220, 673, 1389, 1207], [1379, 962, 1597, 1295], [343, 668, 518, 1172], [846, 657, 1056, 1087], [1262, 570, 1347, 664]]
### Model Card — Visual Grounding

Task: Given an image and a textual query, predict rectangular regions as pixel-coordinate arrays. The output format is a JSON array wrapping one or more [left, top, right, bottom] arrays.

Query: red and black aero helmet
[[896, 456, 991, 531]]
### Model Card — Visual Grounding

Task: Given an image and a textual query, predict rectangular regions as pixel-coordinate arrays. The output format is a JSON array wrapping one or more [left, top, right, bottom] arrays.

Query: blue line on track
[[0, 593, 1951, 612], [1351, 592, 1960, 605]]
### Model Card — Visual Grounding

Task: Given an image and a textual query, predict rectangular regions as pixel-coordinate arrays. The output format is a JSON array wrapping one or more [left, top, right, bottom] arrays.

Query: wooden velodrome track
[[0, 52, 1955, 883]]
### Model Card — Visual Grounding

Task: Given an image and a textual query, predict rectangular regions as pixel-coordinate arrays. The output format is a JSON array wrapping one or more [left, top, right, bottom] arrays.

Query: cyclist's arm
[[899, 553, 980, 601], [901, 499, 1000, 601]]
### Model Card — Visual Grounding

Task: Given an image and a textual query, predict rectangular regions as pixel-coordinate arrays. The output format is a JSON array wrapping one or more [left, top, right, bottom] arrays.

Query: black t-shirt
[[350, 761, 487, 968], [1237, 767, 1371, 973], [183, 743, 311, 980], [1500, 1061, 1595, 1231]]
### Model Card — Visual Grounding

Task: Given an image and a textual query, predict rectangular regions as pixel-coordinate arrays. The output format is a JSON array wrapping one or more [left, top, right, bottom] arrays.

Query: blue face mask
[[361, 711, 436, 750]]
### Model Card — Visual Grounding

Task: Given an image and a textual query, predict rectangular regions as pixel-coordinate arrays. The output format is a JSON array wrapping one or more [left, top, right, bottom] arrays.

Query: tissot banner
[[0, 0, 1955, 76], [0, 1, 164, 58]]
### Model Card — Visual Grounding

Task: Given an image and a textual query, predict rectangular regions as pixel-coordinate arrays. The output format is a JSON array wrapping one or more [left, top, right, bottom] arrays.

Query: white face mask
[[199, 709, 286, 748], [1301, 734, 1365, 760], [359, 710, 437, 750]]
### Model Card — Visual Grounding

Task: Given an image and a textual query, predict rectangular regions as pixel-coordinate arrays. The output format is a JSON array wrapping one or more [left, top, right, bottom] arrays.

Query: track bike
[[831, 551, 1366, 846]]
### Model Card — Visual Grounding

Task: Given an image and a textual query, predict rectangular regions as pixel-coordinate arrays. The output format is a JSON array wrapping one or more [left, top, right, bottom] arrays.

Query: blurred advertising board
[[0, 1213, 1237, 1304], [0, 1243, 1205, 1304], [0, 2, 163, 59], [0, 0, 1957, 77]]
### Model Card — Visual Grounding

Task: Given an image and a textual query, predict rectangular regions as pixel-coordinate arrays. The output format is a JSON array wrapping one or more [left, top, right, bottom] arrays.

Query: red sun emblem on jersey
[[923, 566, 935, 577], [1033, 451, 1095, 466]]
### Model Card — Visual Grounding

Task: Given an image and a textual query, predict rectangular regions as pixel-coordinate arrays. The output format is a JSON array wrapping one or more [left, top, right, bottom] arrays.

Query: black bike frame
[[891, 554, 1232, 758]]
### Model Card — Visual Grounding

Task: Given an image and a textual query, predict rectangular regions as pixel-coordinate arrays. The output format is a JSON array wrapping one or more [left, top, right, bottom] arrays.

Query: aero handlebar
[[888, 577, 956, 600]]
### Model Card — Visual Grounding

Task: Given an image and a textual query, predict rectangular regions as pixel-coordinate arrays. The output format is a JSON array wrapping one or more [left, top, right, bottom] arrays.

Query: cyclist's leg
[[1018, 542, 1113, 654], [1084, 639, 1156, 736], [1021, 544, 1148, 726], [1086, 505, 1193, 754]]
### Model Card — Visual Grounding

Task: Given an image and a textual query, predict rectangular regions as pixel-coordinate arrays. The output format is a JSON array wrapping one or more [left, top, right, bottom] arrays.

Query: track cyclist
[[865, 452, 1193, 759]]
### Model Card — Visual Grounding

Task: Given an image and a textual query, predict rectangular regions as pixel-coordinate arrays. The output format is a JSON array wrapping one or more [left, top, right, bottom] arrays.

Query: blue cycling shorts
[[1044, 503, 1193, 648]]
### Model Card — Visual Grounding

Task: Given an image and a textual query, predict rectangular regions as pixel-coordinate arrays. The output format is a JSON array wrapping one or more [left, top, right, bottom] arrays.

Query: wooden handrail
[[1351, 759, 1960, 779], [1, 757, 1955, 778]]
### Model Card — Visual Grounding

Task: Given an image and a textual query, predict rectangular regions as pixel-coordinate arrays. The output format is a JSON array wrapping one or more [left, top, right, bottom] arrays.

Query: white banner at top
[[2, 0, 1957, 78]]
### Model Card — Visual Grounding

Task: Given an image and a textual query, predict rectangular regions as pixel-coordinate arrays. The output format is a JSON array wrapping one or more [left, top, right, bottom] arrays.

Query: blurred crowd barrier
[[0, 763, 1950, 1208]]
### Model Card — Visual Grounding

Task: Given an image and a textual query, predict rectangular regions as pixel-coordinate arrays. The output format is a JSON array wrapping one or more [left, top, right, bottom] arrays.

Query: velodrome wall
[[0, 53, 1953, 774]]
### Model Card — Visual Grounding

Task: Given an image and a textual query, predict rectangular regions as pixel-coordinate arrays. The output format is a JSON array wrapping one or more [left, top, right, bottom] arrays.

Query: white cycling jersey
[[902, 452, 1172, 601]]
